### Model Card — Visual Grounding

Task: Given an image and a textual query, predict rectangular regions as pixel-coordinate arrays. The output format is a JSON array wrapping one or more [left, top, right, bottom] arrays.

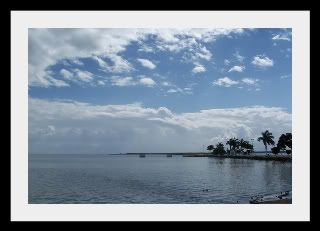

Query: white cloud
[[49, 79, 70, 87], [241, 78, 258, 85], [192, 64, 206, 73], [213, 77, 259, 88], [111, 76, 136, 87], [228, 65, 245, 73], [111, 76, 156, 87], [193, 46, 212, 61], [29, 97, 291, 154], [137, 58, 156, 69], [224, 59, 230, 65], [139, 77, 156, 87], [251, 55, 274, 68], [212, 77, 239, 87]]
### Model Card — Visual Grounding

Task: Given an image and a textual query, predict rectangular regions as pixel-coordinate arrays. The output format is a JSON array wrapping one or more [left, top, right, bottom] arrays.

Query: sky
[[28, 28, 292, 154]]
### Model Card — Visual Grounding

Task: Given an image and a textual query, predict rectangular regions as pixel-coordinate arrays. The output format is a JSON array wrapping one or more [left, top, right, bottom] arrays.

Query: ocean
[[29, 154, 292, 204]]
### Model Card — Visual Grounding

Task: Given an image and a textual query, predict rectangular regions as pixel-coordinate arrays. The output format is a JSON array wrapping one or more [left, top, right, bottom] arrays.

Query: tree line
[[206, 130, 292, 155]]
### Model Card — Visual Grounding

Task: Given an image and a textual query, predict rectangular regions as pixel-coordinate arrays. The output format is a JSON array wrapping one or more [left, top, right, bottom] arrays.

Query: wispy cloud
[[167, 89, 180, 93], [228, 65, 245, 73], [233, 51, 245, 63], [272, 29, 291, 41], [161, 81, 193, 95]]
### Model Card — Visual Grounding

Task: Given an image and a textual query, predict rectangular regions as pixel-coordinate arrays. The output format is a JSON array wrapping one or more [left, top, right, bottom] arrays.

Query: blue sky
[[28, 28, 292, 154]]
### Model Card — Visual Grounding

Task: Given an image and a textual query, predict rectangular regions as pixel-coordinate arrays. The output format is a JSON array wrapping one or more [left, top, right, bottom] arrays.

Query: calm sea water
[[29, 154, 292, 204]]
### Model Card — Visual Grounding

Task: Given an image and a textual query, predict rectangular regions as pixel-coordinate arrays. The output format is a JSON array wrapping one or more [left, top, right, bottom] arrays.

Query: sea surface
[[29, 154, 292, 204]]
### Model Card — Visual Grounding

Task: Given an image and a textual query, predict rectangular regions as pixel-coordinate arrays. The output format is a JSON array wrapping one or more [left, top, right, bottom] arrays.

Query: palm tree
[[226, 138, 238, 155], [257, 130, 275, 155]]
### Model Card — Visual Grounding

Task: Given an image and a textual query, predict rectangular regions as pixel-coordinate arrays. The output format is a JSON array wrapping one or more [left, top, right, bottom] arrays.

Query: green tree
[[207, 145, 214, 153], [257, 130, 275, 155], [213, 142, 226, 155], [241, 140, 254, 154], [271, 146, 280, 155], [277, 133, 292, 154]]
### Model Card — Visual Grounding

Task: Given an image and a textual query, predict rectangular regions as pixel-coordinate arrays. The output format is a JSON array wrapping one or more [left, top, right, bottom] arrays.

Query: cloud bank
[[29, 98, 291, 154]]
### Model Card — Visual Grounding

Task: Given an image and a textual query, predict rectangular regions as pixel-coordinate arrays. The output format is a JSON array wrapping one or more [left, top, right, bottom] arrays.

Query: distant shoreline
[[183, 153, 292, 161], [29, 153, 292, 162]]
